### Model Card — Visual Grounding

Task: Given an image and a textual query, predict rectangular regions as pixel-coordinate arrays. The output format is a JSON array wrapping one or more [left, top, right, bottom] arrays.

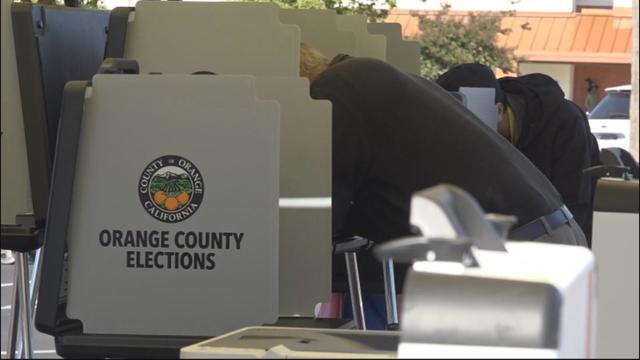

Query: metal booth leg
[[7, 260, 22, 359], [16, 247, 42, 358], [16, 253, 33, 359], [28, 248, 42, 313], [345, 252, 367, 330], [382, 258, 399, 330]]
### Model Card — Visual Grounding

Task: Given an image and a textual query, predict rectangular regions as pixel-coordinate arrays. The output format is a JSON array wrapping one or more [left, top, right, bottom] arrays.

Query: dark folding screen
[[11, 2, 109, 222]]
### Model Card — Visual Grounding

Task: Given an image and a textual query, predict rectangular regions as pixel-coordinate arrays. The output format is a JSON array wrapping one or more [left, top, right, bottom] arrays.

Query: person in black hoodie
[[437, 64, 599, 246], [300, 45, 588, 328], [499, 75, 599, 246]]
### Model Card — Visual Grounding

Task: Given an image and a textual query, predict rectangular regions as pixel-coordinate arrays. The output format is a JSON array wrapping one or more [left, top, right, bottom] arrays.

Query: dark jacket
[[311, 56, 567, 292], [499, 75, 596, 243], [569, 100, 601, 247]]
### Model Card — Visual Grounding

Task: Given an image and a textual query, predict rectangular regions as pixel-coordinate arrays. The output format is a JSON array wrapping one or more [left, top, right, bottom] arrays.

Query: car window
[[589, 92, 630, 119]]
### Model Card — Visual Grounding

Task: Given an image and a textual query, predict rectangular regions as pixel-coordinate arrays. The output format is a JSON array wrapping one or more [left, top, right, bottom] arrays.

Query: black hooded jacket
[[568, 100, 601, 246], [499, 74, 595, 242], [311, 57, 567, 292]]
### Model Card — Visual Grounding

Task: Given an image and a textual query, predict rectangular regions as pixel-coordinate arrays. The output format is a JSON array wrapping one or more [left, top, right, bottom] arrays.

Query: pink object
[[314, 293, 344, 319], [314, 293, 405, 320]]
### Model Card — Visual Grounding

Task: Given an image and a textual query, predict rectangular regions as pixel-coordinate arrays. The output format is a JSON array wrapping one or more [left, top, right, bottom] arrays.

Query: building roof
[[386, 8, 633, 64]]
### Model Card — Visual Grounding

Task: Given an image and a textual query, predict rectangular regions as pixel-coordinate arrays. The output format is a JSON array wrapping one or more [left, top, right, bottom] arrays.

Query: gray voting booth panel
[[64, 75, 280, 337], [1, 0, 32, 225], [254, 77, 332, 315], [123, 1, 299, 76], [1, 1, 109, 225], [592, 178, 639, 358], [367, 23, 420, 74], [336, 14, 386, 60], [279, 9, 357, 60], [111, 2, 332, 316], [279, 208, 331, 314]]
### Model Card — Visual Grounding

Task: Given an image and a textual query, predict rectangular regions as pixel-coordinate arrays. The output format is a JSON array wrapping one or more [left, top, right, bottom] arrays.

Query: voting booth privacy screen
[[56, 75, 280, 337], [119, 1, 299, 76], [280, 9, 357, 61], [103, 1, 333, 316], [2, 0, 109, 225], [336, 14, 386, 60], [1, 0, 31, 225], [367, 22, 421, 75]]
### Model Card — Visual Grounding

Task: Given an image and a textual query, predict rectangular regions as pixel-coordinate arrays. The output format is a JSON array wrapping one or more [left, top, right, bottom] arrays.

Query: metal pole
[[382, 258, 399, 329], [16, 253, 33, 359], [29, 248, 41, 311], [7, 261, 22, 359], [16, 247, 42, 358], [345, 252, 366, 330]]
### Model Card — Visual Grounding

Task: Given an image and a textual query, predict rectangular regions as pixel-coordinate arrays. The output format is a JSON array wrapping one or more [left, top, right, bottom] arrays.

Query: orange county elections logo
[[138, 155, 204, 223]]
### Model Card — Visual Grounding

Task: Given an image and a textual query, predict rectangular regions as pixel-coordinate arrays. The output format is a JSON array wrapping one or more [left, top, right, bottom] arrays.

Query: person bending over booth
[[437, 64, 600, 246], [300, 45, 588, 329]]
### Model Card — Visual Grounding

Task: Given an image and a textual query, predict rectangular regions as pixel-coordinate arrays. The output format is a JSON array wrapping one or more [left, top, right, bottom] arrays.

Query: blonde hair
[[299, 43, 329, 81]]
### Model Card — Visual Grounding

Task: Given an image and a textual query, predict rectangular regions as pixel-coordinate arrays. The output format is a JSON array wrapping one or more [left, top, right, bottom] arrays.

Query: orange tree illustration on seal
[[149, 171, 193, 211]]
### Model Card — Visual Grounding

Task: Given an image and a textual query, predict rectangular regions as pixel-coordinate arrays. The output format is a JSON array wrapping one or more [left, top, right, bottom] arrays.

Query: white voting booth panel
[[367, 23, 420, 74], [254, 77, 332, 315], [1, 0, 32, 224], [124, 2, 299, 76], [592, 178, 639, 358], [279, 9, 357, 60], [252, 77, 330, 199], [336, 14, 387, 60], [65, 75, 280, 336], [120, 1, 332, 316]]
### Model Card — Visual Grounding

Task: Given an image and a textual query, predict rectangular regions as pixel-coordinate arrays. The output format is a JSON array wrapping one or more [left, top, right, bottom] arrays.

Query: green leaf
[[415, 4, 519, 79]]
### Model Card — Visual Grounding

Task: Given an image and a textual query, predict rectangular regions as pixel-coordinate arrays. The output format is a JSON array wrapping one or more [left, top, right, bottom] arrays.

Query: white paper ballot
[[459, 87, 498, 131]]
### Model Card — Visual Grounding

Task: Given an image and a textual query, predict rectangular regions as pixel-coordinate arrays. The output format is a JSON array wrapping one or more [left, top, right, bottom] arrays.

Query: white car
[[588, 85, 631, 151]]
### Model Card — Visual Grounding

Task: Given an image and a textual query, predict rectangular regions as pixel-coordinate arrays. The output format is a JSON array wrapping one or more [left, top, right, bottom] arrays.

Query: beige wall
[[573, 63, 632, 112], [518, 62, 575, 100]]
